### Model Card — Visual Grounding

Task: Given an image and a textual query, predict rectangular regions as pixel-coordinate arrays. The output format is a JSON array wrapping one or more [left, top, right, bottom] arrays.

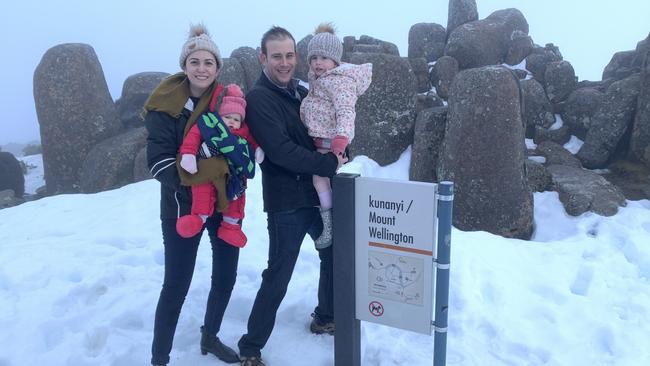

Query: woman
[[143, 24, 240, 366]]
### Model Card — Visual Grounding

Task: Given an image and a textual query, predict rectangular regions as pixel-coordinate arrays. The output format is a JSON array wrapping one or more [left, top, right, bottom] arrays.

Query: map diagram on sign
[[368, 250, 424, 305]]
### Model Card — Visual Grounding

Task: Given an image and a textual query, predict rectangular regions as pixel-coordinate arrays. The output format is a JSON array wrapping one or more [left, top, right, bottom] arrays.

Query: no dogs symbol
[[369, 301, 384, 317]]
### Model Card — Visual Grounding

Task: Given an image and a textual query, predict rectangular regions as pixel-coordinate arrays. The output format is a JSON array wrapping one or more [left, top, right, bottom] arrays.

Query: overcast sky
[[1, 0, 648, 145]]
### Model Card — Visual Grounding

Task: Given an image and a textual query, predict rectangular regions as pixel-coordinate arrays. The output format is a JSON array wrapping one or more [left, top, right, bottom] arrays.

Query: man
[[237, 26, 347, 366]]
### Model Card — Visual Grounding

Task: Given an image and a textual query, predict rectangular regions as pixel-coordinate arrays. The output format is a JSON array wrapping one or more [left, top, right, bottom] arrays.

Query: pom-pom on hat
[[307, 22, 343, 65], [179, 23, 223, 69], [219, 84, 247, 120]]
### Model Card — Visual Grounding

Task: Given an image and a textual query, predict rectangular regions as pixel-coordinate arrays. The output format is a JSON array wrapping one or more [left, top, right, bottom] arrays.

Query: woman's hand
[[180, 154, 198, 174]]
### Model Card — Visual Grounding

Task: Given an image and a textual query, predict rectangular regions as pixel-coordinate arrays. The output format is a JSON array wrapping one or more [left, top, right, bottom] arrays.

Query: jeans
[[238, 207, 333, 358], [151, 215, 239, 365]]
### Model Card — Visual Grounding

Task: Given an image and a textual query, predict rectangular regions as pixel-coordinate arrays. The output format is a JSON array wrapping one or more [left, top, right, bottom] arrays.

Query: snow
[[549, 114, 564, 131], [500, 59, 533, 80], [19, 154, 44, 195], [564, 135, 585, 155], [1, 152, 650, 366], [525, 138, 537, 150], [527, 156, 546, 164]]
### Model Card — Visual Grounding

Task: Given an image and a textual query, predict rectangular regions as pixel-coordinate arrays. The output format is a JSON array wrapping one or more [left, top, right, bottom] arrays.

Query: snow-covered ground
[[1, 151, 649, 366], [19, 154, 44, 195]]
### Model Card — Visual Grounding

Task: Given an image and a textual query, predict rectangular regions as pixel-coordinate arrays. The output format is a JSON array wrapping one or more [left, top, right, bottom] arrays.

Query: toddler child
[[300, 23, 372, 249]]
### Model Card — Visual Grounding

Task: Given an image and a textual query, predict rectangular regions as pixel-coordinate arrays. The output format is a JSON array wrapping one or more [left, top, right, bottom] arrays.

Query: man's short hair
[[261, 26, 296, 55]]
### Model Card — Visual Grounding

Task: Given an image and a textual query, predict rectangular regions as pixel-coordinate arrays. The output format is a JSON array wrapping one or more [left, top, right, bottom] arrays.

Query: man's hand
[[335, 151, 348, 171], [180, 154, 198, 174]]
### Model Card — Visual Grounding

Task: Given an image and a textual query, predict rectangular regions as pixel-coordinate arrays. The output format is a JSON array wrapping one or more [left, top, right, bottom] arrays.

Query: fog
[[1, 0, 648, 145]]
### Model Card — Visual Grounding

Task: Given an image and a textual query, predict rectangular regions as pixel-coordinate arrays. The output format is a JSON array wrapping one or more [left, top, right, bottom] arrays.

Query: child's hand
[[331, 135, 349, 156], [180, 154, 198, 174], [255, 147, 265, 164]]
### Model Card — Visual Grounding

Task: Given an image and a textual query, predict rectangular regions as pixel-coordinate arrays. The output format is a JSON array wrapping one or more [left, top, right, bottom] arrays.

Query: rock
[[415, 93, 444, 115], [342, 36, 355, 58], [445, 8, 529, 70], [345, 36, 400, 58], [560, 88, 605, 139], [0, 152, 24, 198], [409, 107, 447, 183], [576, 79, 614, 93], [577, 73, 642, 168], [409, 57, 431, 93], [547, 164, 626, 216], [358, 35, 400, 56], [505, 31, 534, 65], [230, 47, 262, 92], [629, 50, 650, 167], [438, 66, 533, 239], [544, 60, 577, 103], [602, 50, 639, 81], [35, 185, 48, 198], [217, 58, 246, 90], [520, 78, 555, 137], [78, 127, 148, 193], [525, 159, 552, 192], [116, 72, 169, 129], [525, 44, 563, 83], [408, 23, 446, 62], [352, 44, 383, 54], [512, 69, 529, 80], [133, 146, 152, 183], [601, 160, 650, 201], [34, 43, 122, 195], [535, 141, 582, 168], [632, 33, 650, 67], [533, 125, 571, 145], [599, 34, 648, 83], [0, 189, 25, 209], [447, 0, 478, 35], [348, 53, 417, 166], [296, 34, 313, 82], [431, 56, 459, 99]]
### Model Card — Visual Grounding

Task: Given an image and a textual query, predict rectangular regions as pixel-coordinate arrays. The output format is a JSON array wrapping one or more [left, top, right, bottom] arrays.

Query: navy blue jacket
[[246, 72, 338, 212]]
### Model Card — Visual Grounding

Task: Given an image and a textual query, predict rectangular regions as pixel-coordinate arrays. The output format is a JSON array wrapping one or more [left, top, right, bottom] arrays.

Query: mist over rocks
[[26, 2, 650, 233]]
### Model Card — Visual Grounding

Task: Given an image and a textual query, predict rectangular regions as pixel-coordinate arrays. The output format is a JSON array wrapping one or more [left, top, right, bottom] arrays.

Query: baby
[[177, 84, 261, 247]]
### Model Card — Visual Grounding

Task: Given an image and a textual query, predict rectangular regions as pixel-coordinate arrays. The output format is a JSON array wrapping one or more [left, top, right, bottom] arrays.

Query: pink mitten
[[331, 135, 349, 155], [255, 147, 265, 164], [180, 154, 197, 174]]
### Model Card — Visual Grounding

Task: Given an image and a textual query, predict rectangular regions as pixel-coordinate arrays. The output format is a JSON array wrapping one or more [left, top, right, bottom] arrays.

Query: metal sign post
[[332, 173, 361, 366], [433, 181, 454, 366], [332, 174, 454, 366]]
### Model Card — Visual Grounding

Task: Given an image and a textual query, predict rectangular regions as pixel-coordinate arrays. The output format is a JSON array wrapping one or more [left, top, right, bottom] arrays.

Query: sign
[[354, 177, 437, 335]]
